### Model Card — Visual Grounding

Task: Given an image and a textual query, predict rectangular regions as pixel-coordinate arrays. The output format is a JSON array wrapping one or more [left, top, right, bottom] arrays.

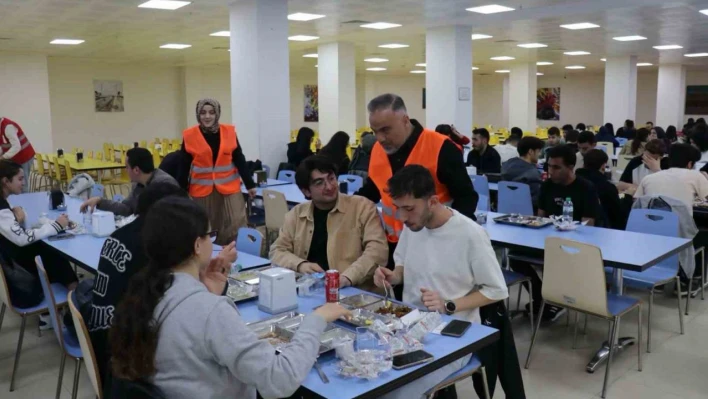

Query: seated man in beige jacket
[[270, 155, 388, 288]]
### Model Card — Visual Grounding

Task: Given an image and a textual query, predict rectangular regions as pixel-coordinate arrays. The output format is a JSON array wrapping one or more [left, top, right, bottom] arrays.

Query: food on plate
[[259, 331, 290, 347], [375, 304, 412, 318], [67, 221, 78, 230]]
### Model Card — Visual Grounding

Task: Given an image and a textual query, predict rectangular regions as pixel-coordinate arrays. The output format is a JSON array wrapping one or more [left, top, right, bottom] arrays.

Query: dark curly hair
[[110, 196, 210, 380]]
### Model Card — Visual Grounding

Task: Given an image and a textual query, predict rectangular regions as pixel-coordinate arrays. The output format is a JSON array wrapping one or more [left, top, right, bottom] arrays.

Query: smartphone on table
[[441, 320, 472, 337], [392, 350, 434, 370]]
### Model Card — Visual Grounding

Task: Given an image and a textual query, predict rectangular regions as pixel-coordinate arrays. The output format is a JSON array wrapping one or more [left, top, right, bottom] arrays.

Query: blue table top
[[236, 287, 499, 399], [254, 184, 355, 204], [240, 178, 290, 194], [489, 182, 498, 191], [484, 211, 692, 272], [10, 192, 271, 271]]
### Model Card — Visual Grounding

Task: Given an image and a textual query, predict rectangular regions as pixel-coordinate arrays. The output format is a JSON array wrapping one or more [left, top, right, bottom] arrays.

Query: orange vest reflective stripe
[[369, 129, 452, 243], [183, 124, 241, 197]]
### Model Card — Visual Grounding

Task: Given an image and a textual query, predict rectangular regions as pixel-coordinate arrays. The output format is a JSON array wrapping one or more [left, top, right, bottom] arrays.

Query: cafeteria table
[[482, 211, 692, 372], [59, 154, 124, 182], [9, 192, 271, 271], [237, 287, 499, 399]]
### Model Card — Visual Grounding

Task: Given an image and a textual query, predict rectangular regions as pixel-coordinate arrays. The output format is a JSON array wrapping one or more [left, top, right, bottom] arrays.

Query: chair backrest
[[64, 160, 74, 182], [236, 227, 264, 256], [140, 140, 148, 148], [96, 152, 104, 161], [338, 174, 363, 193], [617, 137, 628, 147], [34, 154, 46, 175], [0, 259, 15, 310], [263, 189, 289, 230], [35, 257, 66, 349], [277, 170, 295, 183], [92, 184, 105, 198], [470, 175, 489, 198], [626, 209, 679, 272], [262, 164, 271, 178], [68, 291, 103, 398], [52, 157, 63, 181], [497, 181, 533, 215], [617, 155, 633, 171], [477, 194, 489, 212], [543, 237, 610, 317], [596, 141, 615, 157]]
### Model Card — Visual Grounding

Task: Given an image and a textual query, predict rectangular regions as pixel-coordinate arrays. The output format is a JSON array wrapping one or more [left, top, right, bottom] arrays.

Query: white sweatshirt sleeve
[[0, 209, 62, 246], [2, 124, 22, 159], [468, 224, 509, 301]]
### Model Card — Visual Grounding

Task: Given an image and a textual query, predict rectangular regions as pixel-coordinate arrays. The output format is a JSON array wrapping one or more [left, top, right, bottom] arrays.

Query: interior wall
[[686, 70, 708, 123], [48, 57, 183, 151], [0, 52, 54, 153]]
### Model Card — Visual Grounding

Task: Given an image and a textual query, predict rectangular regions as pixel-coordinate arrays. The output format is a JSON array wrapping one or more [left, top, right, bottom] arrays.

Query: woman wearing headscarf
[[287, 127, 320, 167], [319, 131, 351, 175], [595, 125, 619, 147], [179, 99, 256, 245]]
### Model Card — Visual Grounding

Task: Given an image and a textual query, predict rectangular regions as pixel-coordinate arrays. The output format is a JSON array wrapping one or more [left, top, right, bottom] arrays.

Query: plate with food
[[340, 308, 394, 328], [364, 301, 414, 319]]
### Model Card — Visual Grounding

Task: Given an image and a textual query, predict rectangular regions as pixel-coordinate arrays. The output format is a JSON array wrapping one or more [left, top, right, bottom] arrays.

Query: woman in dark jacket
[[595, 125, 619, 147], [319, 131, 351, 175], [349, 132, 376, 178], [287, 127, 319, 167]]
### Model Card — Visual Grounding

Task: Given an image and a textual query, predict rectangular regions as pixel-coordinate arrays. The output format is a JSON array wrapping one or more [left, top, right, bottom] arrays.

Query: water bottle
[[562, 197, 573, 224], [605, 164, 612, 180], [83, 209, 92, 234]]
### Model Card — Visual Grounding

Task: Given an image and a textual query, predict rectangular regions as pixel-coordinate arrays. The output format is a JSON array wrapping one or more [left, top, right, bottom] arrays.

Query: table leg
[[586, 268, 636, 373]]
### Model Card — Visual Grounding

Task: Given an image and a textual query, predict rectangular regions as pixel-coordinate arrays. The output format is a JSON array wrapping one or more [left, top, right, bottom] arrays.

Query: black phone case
[[441, 320, 472, 337]]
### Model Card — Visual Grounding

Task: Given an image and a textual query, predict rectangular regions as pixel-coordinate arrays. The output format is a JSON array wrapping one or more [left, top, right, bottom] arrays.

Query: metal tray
[[276, 314, 337, 333], [246, 311, 302, 331], [339, 293, 384, 309], [226, 279, 258, 303], [363, 300, 415, 319], [254, 320, 354, 355], [493, 214, 553, 229], [339, 308, 394, 328]]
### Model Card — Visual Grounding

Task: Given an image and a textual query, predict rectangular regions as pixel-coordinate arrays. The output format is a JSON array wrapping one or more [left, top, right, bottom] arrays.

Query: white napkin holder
[[258, 267, 298, 314], [92, 210, 116, 237]]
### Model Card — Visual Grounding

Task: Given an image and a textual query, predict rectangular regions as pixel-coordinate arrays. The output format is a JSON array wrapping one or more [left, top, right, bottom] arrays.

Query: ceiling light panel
[[378, 43, 409, 49], [50, 39, 84, 45], [303, 53, 318, 58], [471, 34, 493, 40], [565, 65, 586, 69], [518, 43, 547, 48], [364, 58, 388, 63], [360, 22, 401, 30], [138, 1, 190, 10], [410, 70, 426, 74], [637, 63, 653, 66], [560, 22, 599, 30], [495, 70, 510, 73], [536, 61, 553, 66], [653, 45, 683, 50], [366, 67, 386, 71], [613, 35, 647, 41], [288, 35, 319, 41], [210, 31, 230, 37], [160, 43, 191, 49], [685, 53, 708, 57], [288, 13, 325, 21], [491, 56, 515, 60], [415, 63, 426, 67], [467, 5, 515, 14], [564, 51, 590, 55]]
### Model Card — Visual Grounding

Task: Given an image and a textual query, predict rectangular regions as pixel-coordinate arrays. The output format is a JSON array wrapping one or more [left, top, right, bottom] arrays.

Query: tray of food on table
[[493, 214, 553, 229]]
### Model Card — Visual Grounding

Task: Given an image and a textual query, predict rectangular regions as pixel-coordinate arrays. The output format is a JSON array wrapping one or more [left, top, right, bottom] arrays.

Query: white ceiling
[[1, 0, 708, 75]]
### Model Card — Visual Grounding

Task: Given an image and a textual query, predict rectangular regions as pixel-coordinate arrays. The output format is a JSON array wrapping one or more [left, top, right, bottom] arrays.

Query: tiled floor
[[1, 281, 708, 398]]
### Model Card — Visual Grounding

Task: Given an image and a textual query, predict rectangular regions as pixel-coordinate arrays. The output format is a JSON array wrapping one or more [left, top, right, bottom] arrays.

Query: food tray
[[254, 321, 354, 355], [493, 214, 553, 229], [363, 301, 414, 319], [276, 314, 337, 333], [340, 308, 394, 328], [246, 311, 302, 331], [339, 293, 384, 309], [226, 279, 258, 303]]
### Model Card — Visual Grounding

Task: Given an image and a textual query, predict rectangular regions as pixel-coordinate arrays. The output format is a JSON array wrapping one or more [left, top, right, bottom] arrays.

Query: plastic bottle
[[562, 197, 574, 224], [83, 209, 92, 234]]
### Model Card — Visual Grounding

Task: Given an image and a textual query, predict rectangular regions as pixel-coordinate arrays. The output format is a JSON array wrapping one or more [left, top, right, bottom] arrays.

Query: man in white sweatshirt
[[374, 164, 508, 398]]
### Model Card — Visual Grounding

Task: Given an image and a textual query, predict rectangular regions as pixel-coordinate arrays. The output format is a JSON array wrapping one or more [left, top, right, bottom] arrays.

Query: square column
[[426, 26, 473, 133], [318, 42, 356, 143], [656, 64, 686, 128], [509, 63, 537, 131], [603, 56, 638, 129], [229, 0, 290, 171]]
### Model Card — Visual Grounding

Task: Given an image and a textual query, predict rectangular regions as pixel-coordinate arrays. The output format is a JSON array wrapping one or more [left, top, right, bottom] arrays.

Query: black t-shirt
[[538, 176, 601, 222], [620, 156, 670, 184], [466, 146, 502, 174], [307, 206, 331, 270]]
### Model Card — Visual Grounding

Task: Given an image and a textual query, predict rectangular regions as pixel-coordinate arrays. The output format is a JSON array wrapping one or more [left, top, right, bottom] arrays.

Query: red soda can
[[325, 270, 340, 303]]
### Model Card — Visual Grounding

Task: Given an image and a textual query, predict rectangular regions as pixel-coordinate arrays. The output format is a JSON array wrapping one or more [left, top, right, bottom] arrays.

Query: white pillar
[[656, 64, 686, 128], [508, 63, 538, 132], [229, 0, 289, 172], [603, 56, 638, 129], [501, 76, 510, 129], [318, 42, 356, 143], [425, 26, 473, 133]]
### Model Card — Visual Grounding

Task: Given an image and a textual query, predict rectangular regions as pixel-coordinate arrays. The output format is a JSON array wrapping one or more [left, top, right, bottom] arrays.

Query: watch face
[[446, 301, 456, 312]]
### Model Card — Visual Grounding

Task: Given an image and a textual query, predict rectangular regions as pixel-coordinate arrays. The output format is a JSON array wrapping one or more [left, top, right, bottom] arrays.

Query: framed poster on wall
[[304, 85, 319, 122], [537, 87, 560, 120], [686, 86, 708, 115]]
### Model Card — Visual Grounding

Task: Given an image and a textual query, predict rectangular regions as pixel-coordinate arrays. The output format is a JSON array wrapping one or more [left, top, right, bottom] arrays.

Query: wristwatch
[[444, 300, 456, 315]]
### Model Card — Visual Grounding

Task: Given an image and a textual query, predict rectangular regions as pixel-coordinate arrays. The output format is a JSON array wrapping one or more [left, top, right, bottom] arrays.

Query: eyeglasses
[[205, 230, 218, 243]]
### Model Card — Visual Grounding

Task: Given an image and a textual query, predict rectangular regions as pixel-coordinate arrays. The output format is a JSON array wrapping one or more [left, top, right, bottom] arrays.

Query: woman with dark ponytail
[[110, 197, 351, 399]]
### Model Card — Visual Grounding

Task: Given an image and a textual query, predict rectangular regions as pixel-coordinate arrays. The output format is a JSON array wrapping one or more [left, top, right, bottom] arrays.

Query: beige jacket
[[269, 194, 388, 287]]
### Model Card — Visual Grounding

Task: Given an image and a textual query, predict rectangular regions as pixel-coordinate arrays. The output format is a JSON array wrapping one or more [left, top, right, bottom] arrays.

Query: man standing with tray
[[374, 165, 508, 398]]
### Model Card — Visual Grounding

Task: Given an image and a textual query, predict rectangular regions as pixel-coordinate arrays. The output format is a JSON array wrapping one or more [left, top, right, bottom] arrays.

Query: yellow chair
[[87, 151, 94, 159], [151, 149, 161, 168], [96, 152, 104, 161], [32, 154, 52, 192], [63, 160, 74, 186], [51, 157, 65, 190], [171, 138, 181, 150], [140, 140, 147, 148]]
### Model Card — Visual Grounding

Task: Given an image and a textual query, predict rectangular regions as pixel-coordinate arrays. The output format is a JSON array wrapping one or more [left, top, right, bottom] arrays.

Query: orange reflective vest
[[183, 124, 241, 198], [368, 129, 452, 243], [0, 118, 35, 165]]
